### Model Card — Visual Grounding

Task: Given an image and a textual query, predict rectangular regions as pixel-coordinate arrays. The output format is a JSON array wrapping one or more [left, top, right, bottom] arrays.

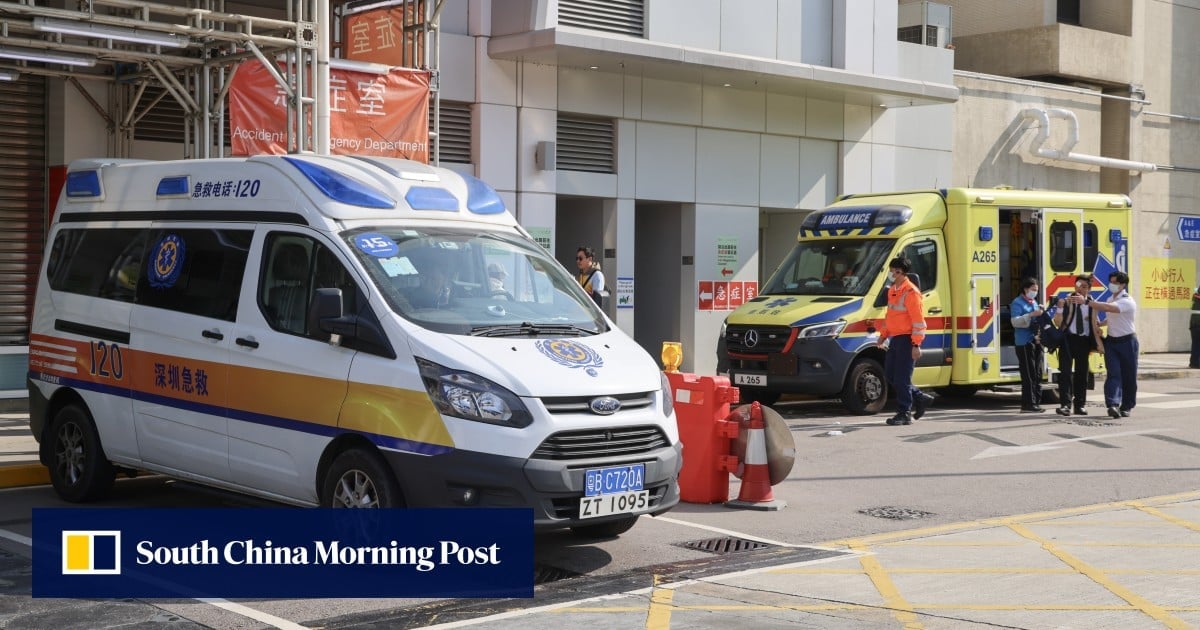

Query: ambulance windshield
[[344, 226, 607, 336], [760, 239, 893, 296]]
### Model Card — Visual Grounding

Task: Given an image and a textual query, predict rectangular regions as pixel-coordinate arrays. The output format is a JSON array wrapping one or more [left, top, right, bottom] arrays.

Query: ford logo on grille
[[744, 329, 760, 348], [589, 396, 621, 415]]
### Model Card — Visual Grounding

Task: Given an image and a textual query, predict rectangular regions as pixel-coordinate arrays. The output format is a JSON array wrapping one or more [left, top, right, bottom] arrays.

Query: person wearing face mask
[[1010, 278, 1049, 413], [1087, 271, 1138, 418], [1052, 274, 1105, 416], [875, 256, 934, 426], [823, 255, 852, 285]]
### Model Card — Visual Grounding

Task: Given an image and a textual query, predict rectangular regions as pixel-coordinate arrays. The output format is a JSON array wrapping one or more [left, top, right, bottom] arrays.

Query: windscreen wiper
[[469, 322, 599, 337]]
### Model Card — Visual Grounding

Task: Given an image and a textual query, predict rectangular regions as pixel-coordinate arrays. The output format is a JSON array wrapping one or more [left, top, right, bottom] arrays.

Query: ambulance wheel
[[48, 404, 115, 503], [842, 358, 887, 415], [739, 390, 780, 406], [322, 447, 403, 508], [571, 515, 639, 539]]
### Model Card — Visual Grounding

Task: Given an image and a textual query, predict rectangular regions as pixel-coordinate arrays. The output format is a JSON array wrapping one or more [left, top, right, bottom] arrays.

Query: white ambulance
[[28, 155, 680, 538]]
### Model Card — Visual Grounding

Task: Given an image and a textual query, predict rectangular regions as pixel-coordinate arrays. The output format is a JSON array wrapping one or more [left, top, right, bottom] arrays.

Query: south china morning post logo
[[34, 508, 533, 598], [61, 530, 121, 575]]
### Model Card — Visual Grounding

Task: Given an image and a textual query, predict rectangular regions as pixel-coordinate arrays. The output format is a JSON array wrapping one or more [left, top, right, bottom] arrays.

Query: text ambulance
[[718, 188, 1131, 414], [28, 155, 681, 538]]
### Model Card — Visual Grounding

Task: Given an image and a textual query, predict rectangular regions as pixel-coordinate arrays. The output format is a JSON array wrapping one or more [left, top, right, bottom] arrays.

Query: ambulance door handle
[[928, 307, 943, 314], [235, 336, 260, 349], [201, 329, 224, 341]]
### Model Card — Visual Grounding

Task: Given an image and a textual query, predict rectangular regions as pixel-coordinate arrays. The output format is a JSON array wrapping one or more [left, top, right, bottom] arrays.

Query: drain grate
[[534, 563, 581, 585], [676, 536, 772, 555], [859, 506, 936, 520]]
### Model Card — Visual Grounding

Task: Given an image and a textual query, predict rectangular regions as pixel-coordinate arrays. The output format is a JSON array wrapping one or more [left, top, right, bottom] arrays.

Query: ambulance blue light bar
[[404, 186, 459, 211], [283, 157, 395, 209], [65, 170, 102, 198], [464, 174, 505, 215], [156, 176, 190, 197]]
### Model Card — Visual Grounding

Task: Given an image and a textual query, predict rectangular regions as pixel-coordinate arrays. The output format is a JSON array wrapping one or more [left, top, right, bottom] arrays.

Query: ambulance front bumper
[[722, 336, 856, 397]]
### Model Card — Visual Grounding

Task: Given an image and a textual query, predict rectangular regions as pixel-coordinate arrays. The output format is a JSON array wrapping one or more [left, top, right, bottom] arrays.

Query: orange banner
[[229, 61, 430, 161], [342, 2, 424, 66]]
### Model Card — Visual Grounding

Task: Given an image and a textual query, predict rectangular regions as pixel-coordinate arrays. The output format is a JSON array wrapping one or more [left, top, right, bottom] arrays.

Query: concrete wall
[[910, 0, 1052, 37]]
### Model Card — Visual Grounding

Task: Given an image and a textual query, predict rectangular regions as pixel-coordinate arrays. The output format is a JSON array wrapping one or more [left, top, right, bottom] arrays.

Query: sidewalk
[[3, 353, 1195, 491]]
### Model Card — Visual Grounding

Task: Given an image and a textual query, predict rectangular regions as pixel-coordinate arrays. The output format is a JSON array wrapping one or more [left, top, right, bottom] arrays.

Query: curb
[[1139, 369, 1197, 380], [0, 463, 49, 489]]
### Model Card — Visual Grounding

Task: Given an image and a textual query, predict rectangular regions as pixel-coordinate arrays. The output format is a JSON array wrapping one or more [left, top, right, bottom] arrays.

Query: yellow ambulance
[[717, 188, 1132, 413]]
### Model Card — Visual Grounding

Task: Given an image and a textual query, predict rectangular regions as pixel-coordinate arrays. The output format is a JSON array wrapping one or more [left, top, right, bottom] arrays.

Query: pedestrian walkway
[[472, 491, 1200, 629]]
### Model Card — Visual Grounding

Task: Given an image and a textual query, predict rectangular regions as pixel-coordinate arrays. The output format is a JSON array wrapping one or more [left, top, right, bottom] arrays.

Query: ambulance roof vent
[[283, 156, 395, 209], [65, 170, 102, 198]]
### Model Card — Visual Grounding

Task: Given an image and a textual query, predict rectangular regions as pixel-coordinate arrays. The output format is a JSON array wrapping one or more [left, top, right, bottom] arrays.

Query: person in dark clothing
[[1191, 285, 1200, 369], [1052, 274, 1105, 416]]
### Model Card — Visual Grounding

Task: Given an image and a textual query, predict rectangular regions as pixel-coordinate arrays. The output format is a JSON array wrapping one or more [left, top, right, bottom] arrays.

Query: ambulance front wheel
[[842, 358, 887, 415], [571, 515, 639, 539], [322, 447, 404, 508], [47, 403, 115, 502]]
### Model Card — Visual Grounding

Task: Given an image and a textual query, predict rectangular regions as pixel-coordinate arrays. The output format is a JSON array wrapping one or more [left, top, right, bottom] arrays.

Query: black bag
[[1036, 311, 1065, 353]]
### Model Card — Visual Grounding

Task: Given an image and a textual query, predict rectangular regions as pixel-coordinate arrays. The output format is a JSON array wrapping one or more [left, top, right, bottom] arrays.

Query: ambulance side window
[[46, 228, 147, 303], [259, 233, 380, 348], [136, 229, 253, 321], [900, 239, 939, 291], [1049, 222, 1077, 271], [1082, 224, 1098, 273]]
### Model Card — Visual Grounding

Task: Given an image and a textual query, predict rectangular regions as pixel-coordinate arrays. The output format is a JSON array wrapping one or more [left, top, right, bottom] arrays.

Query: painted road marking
[[971, 429, 1174, 459]]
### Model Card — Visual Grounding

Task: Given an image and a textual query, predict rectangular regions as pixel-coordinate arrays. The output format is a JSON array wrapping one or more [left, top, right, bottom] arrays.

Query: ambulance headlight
[[798, 320, 847, 339], [417, 358, 533, 428]]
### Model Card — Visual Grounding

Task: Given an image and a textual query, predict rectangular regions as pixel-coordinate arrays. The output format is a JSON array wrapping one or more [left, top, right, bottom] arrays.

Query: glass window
[[760, 239, 895, 296], [46, 228, 147, 303], [258, 233, 373, 342], [900, 239, 939, 291], [136, 229, 252, 321], [1083, 223, 1098, 273], [1049, 221, 1077, 272], [344, 226, 606, 337]]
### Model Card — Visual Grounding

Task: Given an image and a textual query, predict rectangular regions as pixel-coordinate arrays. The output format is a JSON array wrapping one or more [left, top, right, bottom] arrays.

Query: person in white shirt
[[1088, 271, 1137, 418]]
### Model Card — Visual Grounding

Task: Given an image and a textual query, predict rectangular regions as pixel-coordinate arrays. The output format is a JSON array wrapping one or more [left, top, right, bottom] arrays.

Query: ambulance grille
[[540, 392, 655, 414], [531, 426, 669, 460], [725, 325, 793, 354]]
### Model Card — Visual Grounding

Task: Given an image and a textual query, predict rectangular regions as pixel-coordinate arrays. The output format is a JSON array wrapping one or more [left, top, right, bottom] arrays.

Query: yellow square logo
[[62, 530, 121, 575]]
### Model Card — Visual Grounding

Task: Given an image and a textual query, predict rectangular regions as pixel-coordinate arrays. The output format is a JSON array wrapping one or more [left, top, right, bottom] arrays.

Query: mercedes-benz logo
[[744, 329, 759, 348]]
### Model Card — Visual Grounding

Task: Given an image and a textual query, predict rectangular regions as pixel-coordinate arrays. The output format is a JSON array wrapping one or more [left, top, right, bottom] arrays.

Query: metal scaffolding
[[0, 0, 439, 159]]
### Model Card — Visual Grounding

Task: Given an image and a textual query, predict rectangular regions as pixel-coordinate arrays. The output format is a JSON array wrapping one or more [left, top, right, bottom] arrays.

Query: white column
[[602, 198, 635, 333]]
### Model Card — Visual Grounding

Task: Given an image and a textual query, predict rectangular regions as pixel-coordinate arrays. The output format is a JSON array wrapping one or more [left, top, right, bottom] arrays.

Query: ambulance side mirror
[[873, 286, 888, 309], [311, 288, 354, 337]]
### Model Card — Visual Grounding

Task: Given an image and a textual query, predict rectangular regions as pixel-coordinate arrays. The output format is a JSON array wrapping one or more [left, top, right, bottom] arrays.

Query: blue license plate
[[584, 464, 645, 497]]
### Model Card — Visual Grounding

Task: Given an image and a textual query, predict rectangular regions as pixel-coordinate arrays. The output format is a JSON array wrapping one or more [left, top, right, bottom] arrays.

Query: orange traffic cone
[[725, 402, 787, 511]]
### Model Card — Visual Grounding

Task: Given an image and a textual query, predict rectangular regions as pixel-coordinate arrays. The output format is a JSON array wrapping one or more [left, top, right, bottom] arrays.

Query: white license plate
[[579, 490, 650, 519], [734, 373, 767, 387]]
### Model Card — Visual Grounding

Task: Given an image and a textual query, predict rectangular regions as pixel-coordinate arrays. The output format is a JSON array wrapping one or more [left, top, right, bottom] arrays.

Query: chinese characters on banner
[[342, 2, 424, 66], [1139, 257, 1196, 308], [228, 61, 430, 161], [698, 281, 758, 310]]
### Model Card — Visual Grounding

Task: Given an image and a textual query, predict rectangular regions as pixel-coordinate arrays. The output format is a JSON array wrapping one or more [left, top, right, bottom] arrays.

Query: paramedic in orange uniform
[[875, 256, 935, 425]]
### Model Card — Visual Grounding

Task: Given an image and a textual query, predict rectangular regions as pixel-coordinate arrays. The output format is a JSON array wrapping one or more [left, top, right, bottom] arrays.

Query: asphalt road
[[2, 374, 1199, 628]]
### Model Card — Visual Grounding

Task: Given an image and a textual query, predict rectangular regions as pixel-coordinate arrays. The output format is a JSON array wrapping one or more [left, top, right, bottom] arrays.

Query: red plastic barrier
[[666, 372, 740, 503]]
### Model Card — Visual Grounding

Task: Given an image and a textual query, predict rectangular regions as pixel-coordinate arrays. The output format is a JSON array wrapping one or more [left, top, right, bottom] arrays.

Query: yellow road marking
[[823, 491, 1200, 547], [849, 542, 922, 629], [1132, 504, 1200, 533], [1007, 523, 1191, 629], [644, 574, 673, 630]]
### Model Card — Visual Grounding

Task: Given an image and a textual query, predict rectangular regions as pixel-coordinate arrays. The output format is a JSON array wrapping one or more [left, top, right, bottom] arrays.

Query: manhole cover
[[859, 506, 936, 520], [534, 563, 580, 585], [675, 536, 772, 554]]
